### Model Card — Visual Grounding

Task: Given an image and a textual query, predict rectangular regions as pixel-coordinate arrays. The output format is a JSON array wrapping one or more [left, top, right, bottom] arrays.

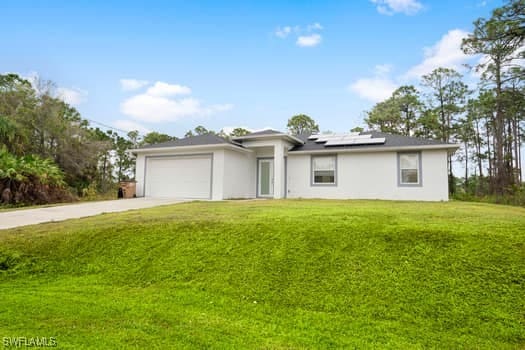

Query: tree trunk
[[517, 123, 522, 184], [493, 58, 506, 194], [474, 117, 483, 178], [513, 116, 520, 184], [464, 139, 469, 191], [485, 117, 493, 193], [506, 115, 514, 186]]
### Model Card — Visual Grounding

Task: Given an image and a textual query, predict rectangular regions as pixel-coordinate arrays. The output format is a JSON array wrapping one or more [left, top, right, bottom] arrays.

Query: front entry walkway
[[0, 198, 185, 230]]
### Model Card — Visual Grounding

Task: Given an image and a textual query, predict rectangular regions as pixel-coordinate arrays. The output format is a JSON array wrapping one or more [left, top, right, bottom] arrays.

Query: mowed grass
[[0, 200, 524, 349]]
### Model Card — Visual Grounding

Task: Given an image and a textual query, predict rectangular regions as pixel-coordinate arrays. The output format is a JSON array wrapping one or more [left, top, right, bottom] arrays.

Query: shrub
[[0, 147, 74, 205]]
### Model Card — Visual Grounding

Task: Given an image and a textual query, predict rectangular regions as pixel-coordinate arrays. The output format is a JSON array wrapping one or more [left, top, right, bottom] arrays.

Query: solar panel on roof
[[308, 132, 386, 147], [314, 133, 362, 143], [324, 137, 386, 146]]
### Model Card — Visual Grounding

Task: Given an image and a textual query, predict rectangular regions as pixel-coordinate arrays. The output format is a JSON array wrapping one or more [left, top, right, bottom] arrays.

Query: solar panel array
[[308, 133, 386, 146]]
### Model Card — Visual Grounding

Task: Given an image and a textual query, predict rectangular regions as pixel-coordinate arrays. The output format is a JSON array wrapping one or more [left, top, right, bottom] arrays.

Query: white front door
[[258, 159, 274, 197]]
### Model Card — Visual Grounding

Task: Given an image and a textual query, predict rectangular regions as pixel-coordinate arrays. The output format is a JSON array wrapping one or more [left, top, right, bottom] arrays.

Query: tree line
[[364, 0, 524, 198], [0, 73, 291, 205]]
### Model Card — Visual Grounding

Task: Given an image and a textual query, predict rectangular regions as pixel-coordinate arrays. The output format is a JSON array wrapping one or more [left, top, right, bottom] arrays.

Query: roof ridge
[[135, 133, 233, 150]]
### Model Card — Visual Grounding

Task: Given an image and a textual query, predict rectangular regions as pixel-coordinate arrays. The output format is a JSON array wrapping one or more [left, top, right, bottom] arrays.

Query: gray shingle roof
[[134, 130, 456, 152], [232, 129, 304, 144], [289, 131, 456, 152], [136, 134, 238, 150]]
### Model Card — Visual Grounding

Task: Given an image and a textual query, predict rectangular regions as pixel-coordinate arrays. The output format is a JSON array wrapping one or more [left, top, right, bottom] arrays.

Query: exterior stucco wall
[[286, 149, 449, 201], [135, 144, 450, 201], [135, 154, 146, 197], [222, 149, 256, 199], [211, 150, 225, 200]]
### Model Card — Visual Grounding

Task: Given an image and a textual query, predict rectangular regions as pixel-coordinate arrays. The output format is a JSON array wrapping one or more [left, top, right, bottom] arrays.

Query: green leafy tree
[[421, 68, 469, 142], [185, 125, 215, 138], [421, 68, 469, 192], [365, 99, 401, 134], [392, 86, 422, 136], [494, 0, 525, 46], [456, 115, 476, 189], [0, 74, 113, 195], [141, 131, 176, 145], [110, 131, 136, 182], [0, 74, 36, 156], [90, 128, 114, 192], [414, 109, 440, 139], [286, 114, 320, 135], [0, 115, 26, 154], [366, 86, 422, 136], [462, 1, 524, 194], [229, 127, 251, 137], [465, 97, 487, 182]]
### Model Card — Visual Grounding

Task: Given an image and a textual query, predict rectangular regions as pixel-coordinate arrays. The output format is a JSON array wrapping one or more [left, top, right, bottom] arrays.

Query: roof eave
[[232, 133, 304, 145], [130, 143, 253, 154], [289, 144, 460, 154]]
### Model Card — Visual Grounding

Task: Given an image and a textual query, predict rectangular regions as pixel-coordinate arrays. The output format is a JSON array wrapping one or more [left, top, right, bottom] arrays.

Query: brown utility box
[[119, 181, 136, 198]]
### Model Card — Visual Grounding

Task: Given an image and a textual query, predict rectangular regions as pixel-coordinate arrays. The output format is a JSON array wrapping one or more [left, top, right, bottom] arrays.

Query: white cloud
[[371, 0, 423, 15], [348, 77, 397, 102], [374, 64, 393, 76], [120, 81, 233, 123], [307, 22, 323, 31], [121, 95, 199, 122], [404, 29, 471, 78], [113, 119, 151, 134], [349, 29, 483, 103], [56, 87, 88, 106], [275, 23, 323, 47], [275, 26, 292, 38], [120, 79, 149, 91], [296, 34, 322, 47], [349, 29, 472, 101], [146, 81, 191, 97]]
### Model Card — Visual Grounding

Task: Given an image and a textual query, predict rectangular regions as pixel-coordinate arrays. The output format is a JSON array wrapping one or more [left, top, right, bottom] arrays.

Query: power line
[[84, 118, 144, 137]]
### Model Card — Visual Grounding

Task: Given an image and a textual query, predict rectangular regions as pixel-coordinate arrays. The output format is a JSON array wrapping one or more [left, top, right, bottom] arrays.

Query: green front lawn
[[0, 200, 524, 349]]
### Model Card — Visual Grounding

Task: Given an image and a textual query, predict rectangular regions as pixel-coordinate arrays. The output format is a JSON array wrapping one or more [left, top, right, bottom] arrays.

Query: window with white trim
[[312, 155, 336, 185], [399, 153, 420, 185]]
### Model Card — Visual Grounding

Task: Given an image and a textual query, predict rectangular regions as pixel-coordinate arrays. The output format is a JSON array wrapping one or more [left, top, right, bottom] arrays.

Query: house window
[[312, 155, 336, 185], [398, 152, 421, 186]]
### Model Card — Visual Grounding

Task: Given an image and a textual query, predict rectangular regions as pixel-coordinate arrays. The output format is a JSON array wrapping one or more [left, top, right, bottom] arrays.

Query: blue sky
[[1, 0, 502, 137]]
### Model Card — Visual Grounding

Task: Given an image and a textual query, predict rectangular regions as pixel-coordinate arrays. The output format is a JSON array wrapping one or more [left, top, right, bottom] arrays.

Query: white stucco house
[[132, 130, 459, 201]]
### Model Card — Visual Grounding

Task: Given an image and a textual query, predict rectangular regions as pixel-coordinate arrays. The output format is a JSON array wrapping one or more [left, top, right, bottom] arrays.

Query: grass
[[0, 199, 524, 349]]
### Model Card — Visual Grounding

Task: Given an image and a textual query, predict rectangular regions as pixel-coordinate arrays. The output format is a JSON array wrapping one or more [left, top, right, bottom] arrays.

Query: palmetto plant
[[0, 147, 68, 204]]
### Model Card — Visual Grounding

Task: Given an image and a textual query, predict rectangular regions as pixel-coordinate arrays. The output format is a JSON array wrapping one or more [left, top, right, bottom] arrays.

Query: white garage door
[[145, 155, 212, 199]]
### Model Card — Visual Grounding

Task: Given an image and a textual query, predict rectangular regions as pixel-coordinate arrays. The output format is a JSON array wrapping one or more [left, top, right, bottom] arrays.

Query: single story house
[[132, 130, 459, 201]]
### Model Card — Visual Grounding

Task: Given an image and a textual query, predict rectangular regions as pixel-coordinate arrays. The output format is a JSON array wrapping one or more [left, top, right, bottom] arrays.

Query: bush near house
[[0, 148, 72, 205]]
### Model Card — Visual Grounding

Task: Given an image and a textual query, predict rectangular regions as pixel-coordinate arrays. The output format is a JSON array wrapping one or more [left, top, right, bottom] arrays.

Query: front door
[[258, 159, 274, 197]]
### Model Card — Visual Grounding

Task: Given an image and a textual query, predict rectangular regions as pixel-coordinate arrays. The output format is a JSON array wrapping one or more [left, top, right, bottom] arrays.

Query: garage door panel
[[145, 155, 212, 199]]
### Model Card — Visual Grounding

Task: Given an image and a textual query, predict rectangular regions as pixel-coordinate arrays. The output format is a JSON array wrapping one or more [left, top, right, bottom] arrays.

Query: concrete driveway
[[0, 198, 185, 230]]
